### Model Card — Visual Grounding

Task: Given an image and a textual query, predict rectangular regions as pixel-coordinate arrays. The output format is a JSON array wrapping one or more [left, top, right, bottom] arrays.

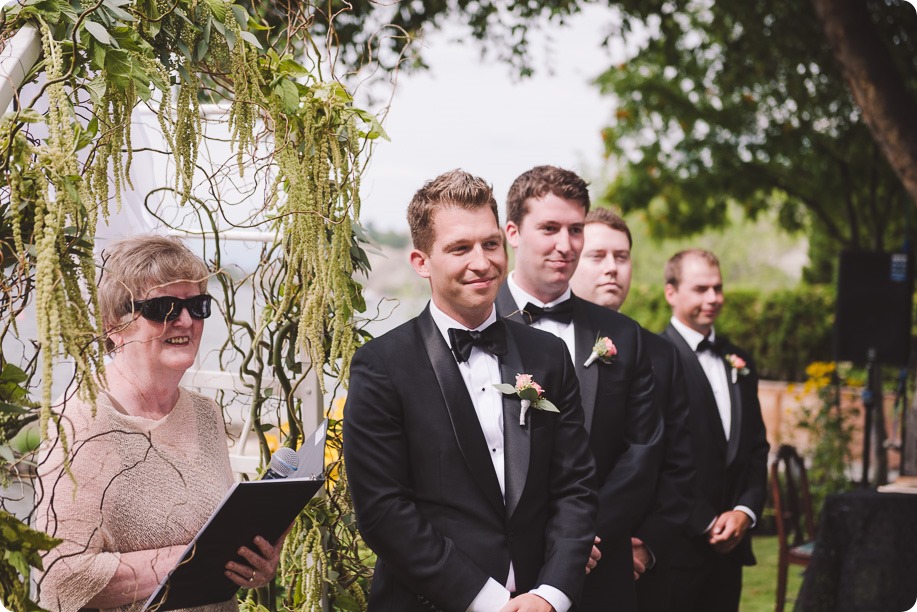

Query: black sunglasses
[[128, 294, 213, 322]]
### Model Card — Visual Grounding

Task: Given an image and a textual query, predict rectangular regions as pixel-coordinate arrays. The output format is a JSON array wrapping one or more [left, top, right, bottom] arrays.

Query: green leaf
[[0, 445, 13, 463], [202, 0, 228, 22], [535, 399, 559, 413], [0, 402, 27, 414], [102, 0, 135, 22], [278, 58, 310, 78], [518, 388, 540, 402], [85, 74, 107, 105], [83, 20, 114, 46], [239, 30, 263, 50], [493, 383, 516, 394], [273, 78, 300, 114], [0, 364, 28, 385], [104, 48, 133, 89], [230, 4, 248, 28]]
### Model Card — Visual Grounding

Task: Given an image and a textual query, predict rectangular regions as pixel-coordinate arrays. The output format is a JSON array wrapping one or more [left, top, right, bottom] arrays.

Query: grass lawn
[[741, 535, 804, 612]]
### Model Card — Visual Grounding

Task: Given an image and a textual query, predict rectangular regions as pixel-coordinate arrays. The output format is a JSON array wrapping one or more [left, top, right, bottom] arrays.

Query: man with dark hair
[[570, 209, 695, 612], [345, 169, 597, 612], [659, 249, 769, 612], [496, 165, 662, 612]]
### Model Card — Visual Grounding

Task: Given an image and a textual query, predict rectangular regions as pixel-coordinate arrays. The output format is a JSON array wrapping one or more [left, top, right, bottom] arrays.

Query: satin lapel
[[572, 298, 599, 433], [496, 283, 527, 324], [500, 329, 530, 519], [722, 345, 743, 466], [663, 326, 727, 452], [417, 310, 505, 515]]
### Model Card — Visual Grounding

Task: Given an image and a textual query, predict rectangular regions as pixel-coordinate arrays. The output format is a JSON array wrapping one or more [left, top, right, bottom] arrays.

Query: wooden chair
[[770, 444, 817, 612]]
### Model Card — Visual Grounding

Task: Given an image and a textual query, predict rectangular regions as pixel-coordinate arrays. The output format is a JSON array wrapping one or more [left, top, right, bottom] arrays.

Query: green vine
[[1, 0, 387, 608]]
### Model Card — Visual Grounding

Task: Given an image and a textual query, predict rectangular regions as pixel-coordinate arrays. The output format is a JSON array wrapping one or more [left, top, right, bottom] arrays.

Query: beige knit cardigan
[[35, 388, 239, 612]]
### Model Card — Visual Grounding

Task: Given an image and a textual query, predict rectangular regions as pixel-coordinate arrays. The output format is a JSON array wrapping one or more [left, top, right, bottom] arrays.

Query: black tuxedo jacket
[[660, 325, 769, 568], [496, 286, 663, 611], [634, 330, 696, 560], [344, 306, 597, 612]]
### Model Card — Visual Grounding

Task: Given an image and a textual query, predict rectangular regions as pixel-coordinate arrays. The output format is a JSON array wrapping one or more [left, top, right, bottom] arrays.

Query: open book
[[143, 420, 328, 610]]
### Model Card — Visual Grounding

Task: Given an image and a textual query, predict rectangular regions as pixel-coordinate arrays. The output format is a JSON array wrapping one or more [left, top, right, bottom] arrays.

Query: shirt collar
[[429, 300, 497, 344], [670, 316, 716, 351], [507, 271, 572, 310]]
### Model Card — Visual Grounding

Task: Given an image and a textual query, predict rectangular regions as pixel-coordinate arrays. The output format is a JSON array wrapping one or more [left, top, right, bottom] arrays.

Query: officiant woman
[[35, 235, 283, 611]]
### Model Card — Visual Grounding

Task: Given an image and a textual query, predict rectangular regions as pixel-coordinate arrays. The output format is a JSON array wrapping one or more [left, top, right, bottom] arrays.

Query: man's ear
[[409, 249, 431, 279], [504, 221, 520, 249], [663, 282, 677, 307]]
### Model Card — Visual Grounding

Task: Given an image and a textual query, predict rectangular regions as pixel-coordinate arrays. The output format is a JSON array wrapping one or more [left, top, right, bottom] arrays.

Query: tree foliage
[[596, 0, 917, 281], [305, 0, 917, 280]]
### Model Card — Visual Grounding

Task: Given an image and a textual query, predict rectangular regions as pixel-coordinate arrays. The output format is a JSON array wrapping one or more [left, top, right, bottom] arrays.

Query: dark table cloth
[[795, 489, 917, 612]]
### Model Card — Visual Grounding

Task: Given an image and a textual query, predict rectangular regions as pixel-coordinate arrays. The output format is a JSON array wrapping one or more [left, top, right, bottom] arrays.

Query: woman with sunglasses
[[35, 235, 282, 611]]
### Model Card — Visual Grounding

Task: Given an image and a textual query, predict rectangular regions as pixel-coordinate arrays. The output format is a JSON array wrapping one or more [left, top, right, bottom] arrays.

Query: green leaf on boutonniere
[[535, 399, 559, 413], [519, 387, 541, 402], [494, 383, 517, 394]]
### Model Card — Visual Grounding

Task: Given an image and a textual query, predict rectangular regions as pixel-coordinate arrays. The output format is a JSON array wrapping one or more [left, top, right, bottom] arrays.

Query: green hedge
[[621, 285, 836, 382]]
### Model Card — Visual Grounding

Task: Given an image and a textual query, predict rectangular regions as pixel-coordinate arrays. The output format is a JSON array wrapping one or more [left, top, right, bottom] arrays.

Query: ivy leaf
[[83, 20, 114, 46], [273, 78, 300, 113]]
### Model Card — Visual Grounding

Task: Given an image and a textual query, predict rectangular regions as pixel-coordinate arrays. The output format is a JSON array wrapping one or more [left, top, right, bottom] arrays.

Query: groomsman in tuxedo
[[344, 169, 597, 612], [569, 209, 695, 612], [495, 166, 662, 612], [659, 249, 769, 612]]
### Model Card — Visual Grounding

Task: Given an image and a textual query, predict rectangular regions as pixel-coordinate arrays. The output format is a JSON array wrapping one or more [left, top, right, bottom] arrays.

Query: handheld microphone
[[261, 447, 300, 480]]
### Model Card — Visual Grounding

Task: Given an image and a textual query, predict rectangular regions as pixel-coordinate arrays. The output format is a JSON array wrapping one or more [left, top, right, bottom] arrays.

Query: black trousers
[[665, 553, 743, 612]]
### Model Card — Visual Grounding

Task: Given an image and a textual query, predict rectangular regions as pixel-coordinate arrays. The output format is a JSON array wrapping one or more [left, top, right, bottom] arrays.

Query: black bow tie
[[448, 321, 508, 363], [522, 300, 574, 325], [696, 337, 719, 355]]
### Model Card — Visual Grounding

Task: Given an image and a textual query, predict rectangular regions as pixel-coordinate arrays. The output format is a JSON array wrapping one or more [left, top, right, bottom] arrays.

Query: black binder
[[144, 420, 327, 610]]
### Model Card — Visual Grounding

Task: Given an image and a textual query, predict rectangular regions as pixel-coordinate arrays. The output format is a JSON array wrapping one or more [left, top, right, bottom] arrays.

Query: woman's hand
[[224, 533, 286, 589]]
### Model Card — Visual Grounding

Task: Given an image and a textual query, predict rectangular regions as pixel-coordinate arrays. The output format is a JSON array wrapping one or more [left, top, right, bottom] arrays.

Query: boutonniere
[[494, 374, 559, 426], [724, 354, 749, 383], [584, 336, 617, 368]]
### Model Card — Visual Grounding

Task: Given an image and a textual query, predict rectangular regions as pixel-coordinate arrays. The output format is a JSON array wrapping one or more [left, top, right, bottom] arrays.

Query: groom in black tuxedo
[[495, 166, 663, 612], [660, 249, 769, 612], [344, 169, 597, 612]]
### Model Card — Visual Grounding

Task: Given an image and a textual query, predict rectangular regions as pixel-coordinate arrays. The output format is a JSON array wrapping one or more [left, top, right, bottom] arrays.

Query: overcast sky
[[355, 5, 628, 231]]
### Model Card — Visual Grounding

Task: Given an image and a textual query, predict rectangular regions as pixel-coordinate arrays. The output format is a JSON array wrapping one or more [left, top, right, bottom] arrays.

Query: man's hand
[[632, 537, 652, 580], [707, 510, 751, 554], [499, 593, 554, 612], [585, 536, 602, 574]]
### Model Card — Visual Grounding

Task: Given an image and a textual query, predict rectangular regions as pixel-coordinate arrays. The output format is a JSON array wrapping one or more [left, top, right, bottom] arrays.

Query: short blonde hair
[[407, 169, 499, 253], [99, 235, 210, 348]]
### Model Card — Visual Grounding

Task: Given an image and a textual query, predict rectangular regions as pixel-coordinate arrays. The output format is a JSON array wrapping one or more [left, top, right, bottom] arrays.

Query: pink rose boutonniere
[[725, 354, 750, 383], [494, 373, 559, 426], [584, 336, 617, 367]]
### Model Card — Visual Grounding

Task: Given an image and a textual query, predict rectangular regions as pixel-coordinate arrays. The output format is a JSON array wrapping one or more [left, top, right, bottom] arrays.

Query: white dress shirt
[[428, 302, 571, 612], [506, 272, 577, 358], [668, 316, 757, 527]]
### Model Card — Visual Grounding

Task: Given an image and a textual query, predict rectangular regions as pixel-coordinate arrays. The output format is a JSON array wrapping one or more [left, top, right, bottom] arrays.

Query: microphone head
[[269, 447, 300, 478]]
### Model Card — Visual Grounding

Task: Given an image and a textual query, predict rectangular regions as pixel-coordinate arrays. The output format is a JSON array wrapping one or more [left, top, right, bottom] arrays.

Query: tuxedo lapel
[[720, 342, 744, 466], [496, 283, 526, 324], [500, 329, 530, 519], [572, 298, 599, 433], [417, 309, 505, 515], [663, 325, 727, 453]]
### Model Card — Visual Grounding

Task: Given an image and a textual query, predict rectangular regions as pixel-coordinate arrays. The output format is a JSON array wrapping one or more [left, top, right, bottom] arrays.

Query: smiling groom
[[344, 169, 597, 612]]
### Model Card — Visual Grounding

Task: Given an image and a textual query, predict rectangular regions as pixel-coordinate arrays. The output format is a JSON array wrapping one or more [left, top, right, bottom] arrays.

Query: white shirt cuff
[[466, 577, 510, 612], [530, 584, 571, 612], [735, 505, 757, 527]]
